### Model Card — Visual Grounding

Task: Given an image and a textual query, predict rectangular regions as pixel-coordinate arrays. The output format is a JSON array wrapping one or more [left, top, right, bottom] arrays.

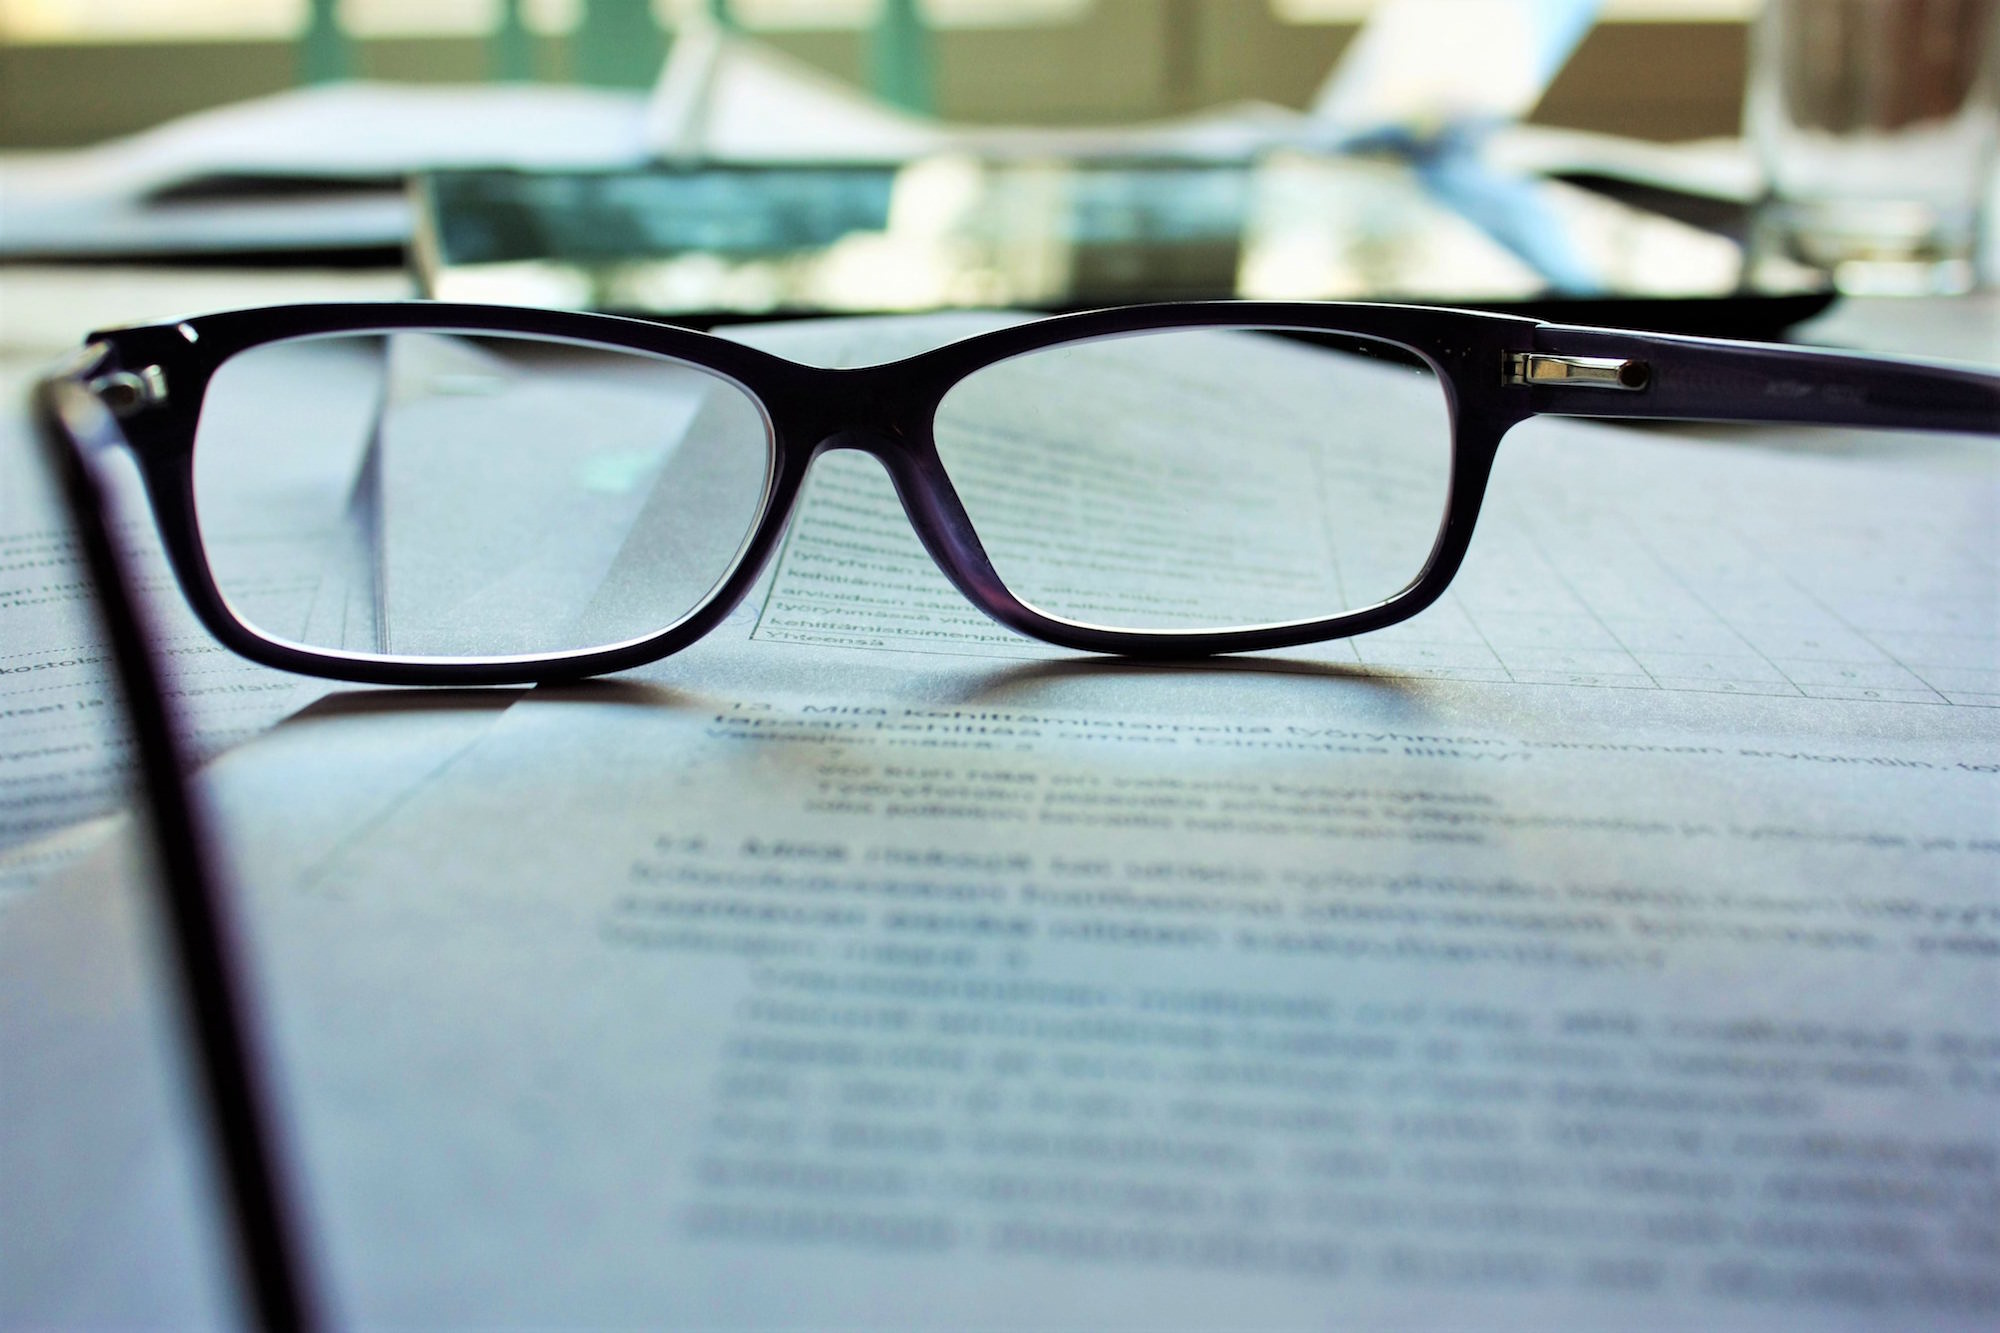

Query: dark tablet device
[[412, 161, 1834, 339]]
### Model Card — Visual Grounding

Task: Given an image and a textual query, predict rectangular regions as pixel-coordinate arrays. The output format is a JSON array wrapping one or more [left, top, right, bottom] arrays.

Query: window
[[0, 0, 1096, 43]]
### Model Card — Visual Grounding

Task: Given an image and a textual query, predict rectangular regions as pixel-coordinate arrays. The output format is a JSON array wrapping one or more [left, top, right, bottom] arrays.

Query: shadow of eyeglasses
[[276, 646, 1428, 730]]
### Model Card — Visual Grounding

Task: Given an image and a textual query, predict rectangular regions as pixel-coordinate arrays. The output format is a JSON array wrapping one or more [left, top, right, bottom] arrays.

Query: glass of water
[[1746, 0, 1999, 295]]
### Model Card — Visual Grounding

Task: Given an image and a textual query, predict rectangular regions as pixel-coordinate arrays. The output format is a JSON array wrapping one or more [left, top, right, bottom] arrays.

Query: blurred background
[[0, 0, 1756, 147]]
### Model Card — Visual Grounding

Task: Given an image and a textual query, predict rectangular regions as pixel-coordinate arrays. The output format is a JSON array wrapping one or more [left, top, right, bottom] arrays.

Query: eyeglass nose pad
[[813, 429, 1041, 637]]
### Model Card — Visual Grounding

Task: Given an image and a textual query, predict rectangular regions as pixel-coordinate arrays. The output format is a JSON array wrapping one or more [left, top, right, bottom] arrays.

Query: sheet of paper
[[4, 311, 1995, 1328], [642, 19, 1322, 166], [0, 696, 524, 1330], [0, 83, 653, 259], [0, 375, 326, 889], [0, 270, 418, 896], [641, 7, 1597, 165], [1309, 0, 1602, 129]]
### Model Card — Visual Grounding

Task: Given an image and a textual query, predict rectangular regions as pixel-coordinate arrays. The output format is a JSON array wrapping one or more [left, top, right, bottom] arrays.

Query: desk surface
[[2, 267, 1996, 1332]]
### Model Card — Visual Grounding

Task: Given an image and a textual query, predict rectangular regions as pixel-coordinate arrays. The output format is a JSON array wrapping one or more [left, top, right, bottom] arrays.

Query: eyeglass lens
[[934, 328, 1453, 632], [192, 331, 774, 660]]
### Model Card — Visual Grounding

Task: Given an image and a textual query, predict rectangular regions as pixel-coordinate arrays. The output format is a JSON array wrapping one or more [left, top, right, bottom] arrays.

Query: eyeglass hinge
[[1505, 353, 1650, 391], [87, 365, 169, 417]]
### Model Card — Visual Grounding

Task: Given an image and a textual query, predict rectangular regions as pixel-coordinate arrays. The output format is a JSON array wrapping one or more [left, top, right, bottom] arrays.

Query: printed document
[[3, 314, 1994, 1329], [0, 375, 326, 884], [0, 267, 409, 892]]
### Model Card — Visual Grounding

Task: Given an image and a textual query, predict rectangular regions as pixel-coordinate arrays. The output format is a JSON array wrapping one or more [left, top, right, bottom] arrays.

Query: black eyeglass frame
[[31, 365, 322, 1330], [44, 300, 2000, 687]]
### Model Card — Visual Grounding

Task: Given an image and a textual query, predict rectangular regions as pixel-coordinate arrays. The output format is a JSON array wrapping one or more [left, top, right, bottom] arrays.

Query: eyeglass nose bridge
[[805, 425, 1041, 638]]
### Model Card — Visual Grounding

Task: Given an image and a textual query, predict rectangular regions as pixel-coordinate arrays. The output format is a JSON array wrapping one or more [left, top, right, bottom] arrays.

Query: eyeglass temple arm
[[31, 361, 322, 1333], [1522, 324, 2000, 437]]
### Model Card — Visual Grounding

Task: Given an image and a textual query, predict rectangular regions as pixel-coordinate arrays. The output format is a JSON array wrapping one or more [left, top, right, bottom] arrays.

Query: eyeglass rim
[[51, 298, 2000, 686], [184, 325, 791, 675]]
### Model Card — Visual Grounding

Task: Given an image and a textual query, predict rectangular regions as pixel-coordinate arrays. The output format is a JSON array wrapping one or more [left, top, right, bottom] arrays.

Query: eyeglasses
[[38, 301, 2000, 686]]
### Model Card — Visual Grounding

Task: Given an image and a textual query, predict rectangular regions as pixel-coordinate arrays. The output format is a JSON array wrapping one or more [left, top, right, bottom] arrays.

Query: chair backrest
[[870, 0, 936, 113], [298, 0, 349, 83], [493, 0, 536, 81], [572, 0, 670, 87]]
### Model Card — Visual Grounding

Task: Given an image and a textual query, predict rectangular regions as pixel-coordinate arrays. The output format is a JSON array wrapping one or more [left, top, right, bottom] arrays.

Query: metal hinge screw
[[87, 365, 169, 417]]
